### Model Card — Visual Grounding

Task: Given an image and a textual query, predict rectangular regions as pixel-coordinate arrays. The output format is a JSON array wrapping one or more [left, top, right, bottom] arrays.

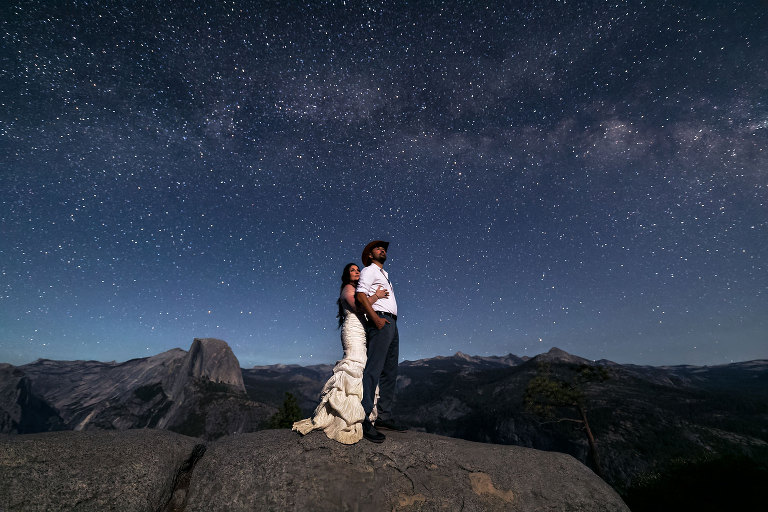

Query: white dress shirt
[[356, 264, 397, 316]]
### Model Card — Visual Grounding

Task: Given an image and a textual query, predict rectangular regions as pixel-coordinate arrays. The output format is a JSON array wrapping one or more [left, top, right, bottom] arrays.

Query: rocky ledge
[[0, 429, 628, 511]]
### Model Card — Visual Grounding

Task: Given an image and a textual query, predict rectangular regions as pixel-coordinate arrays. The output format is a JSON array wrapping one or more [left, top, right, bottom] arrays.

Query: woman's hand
[[374, 285, 389, 300]]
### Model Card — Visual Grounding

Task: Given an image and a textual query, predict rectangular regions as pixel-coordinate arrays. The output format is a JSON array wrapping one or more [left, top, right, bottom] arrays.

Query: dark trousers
[[362, 313, 399, 421]]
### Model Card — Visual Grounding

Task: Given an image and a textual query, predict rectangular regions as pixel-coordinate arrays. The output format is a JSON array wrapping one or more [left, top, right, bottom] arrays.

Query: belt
[[376, 311, 397, 321]]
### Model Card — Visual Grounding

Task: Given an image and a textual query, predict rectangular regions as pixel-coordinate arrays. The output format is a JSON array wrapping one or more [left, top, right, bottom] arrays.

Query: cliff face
[[0, 429, 630, 512], [157, 338, 253, 435], [0, 364, 64, 434], [170, 338, 245, 397], [187, 338, 244, 389]]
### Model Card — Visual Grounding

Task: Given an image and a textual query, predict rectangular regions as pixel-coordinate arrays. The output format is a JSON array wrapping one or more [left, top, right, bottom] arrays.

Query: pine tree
[[524, 362, 609, 476], [267, 392, 302, 429]]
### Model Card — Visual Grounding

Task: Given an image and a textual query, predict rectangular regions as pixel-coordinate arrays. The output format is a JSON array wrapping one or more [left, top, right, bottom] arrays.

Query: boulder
[[186, 429, 629, 511], [0, 429, 201, 511]]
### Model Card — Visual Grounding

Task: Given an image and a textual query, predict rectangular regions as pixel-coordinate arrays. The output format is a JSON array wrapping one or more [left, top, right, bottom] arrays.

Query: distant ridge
[[250, 362, 333, 372], [402, 351, 526, 368], [530, 346, 594, 365]]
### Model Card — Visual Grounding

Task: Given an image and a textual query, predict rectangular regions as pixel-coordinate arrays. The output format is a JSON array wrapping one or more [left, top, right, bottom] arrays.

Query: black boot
[[362, 420, 385, 443]]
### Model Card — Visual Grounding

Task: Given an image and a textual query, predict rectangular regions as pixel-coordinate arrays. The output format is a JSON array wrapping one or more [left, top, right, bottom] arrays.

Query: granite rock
[[0, 429, 201, 511], [167, 338, 246, 399], [186, 429, 629, 512], [0, 428, 629, 512]]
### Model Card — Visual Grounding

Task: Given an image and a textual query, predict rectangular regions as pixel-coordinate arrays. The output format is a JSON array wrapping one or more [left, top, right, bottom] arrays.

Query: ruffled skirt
[[292, 311, 367, 444]]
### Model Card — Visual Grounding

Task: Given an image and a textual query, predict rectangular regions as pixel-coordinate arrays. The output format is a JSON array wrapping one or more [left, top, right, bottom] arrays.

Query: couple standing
[[292, 240, 407, 444]]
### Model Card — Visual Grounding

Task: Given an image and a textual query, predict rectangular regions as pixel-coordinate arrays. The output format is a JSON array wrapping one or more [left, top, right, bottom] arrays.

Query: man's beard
[[374, 253, 387, 263]]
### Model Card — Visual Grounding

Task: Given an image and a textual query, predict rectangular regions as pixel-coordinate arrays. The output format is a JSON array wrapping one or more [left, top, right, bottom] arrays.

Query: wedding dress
[[292, 309, 368, 444]]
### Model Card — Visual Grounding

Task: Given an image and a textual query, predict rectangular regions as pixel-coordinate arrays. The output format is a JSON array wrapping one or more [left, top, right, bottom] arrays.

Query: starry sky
[[1, 0, 766, 368]]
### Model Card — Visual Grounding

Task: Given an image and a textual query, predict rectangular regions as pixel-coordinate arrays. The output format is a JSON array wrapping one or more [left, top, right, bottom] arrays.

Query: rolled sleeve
[[356, 266, 376, 295]]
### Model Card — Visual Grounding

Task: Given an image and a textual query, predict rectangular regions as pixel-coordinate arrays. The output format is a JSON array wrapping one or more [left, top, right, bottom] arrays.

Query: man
[[355, 240, 408, 443]]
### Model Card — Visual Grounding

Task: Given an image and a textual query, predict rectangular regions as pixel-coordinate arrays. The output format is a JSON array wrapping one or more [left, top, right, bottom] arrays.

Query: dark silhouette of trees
[[267, 392, 302, 429], [624, 454, 767, 512], [524, 362, 609, 476]]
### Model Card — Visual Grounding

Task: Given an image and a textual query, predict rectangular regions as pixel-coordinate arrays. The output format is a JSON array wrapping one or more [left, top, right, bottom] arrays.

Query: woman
[[292, 263, 387, 444]]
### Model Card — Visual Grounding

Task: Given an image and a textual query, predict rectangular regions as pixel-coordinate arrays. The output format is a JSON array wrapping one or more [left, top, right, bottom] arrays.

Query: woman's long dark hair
[[336, 262, 359, 329]]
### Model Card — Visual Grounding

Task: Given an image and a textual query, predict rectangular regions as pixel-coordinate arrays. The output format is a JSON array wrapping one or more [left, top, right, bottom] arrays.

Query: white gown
[[292, 309, 368, 444]]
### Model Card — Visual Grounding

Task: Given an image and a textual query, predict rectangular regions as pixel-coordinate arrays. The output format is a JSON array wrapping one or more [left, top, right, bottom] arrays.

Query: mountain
[[242, 363, 332, 414], [1, 338, 271, 439], [177, 338, 245, 392]]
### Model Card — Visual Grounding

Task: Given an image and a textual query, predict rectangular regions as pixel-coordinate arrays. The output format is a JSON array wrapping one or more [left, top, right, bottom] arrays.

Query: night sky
[[2, 1, 766, 368]]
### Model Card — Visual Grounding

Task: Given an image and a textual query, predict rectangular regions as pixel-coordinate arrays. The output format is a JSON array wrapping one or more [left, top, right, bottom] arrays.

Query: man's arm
[[356, 291, 389, 330]]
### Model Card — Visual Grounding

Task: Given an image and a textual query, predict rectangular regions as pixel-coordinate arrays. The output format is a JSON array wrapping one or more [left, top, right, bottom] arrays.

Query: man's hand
[[356, 290, 390, 330], [373, 314, 390, 330]]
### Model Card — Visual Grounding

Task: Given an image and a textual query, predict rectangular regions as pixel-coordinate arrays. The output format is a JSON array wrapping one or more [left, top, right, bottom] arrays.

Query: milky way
[[1, 1, 766, 367]]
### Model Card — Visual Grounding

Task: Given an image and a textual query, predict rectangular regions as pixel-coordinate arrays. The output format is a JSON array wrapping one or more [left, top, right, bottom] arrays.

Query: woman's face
[[348, 265, 360, 281]]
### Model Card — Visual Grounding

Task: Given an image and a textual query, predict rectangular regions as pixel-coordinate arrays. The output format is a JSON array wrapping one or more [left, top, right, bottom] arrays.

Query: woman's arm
[[343, 284, 388, 312], [341, 284, 358, 311]]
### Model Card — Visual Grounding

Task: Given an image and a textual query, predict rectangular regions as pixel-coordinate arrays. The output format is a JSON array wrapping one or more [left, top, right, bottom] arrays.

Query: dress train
[[292, 310, 367, 444]]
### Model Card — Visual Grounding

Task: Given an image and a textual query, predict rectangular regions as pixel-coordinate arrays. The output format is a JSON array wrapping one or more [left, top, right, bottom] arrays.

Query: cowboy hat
[[361, 240, 389, 266]]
